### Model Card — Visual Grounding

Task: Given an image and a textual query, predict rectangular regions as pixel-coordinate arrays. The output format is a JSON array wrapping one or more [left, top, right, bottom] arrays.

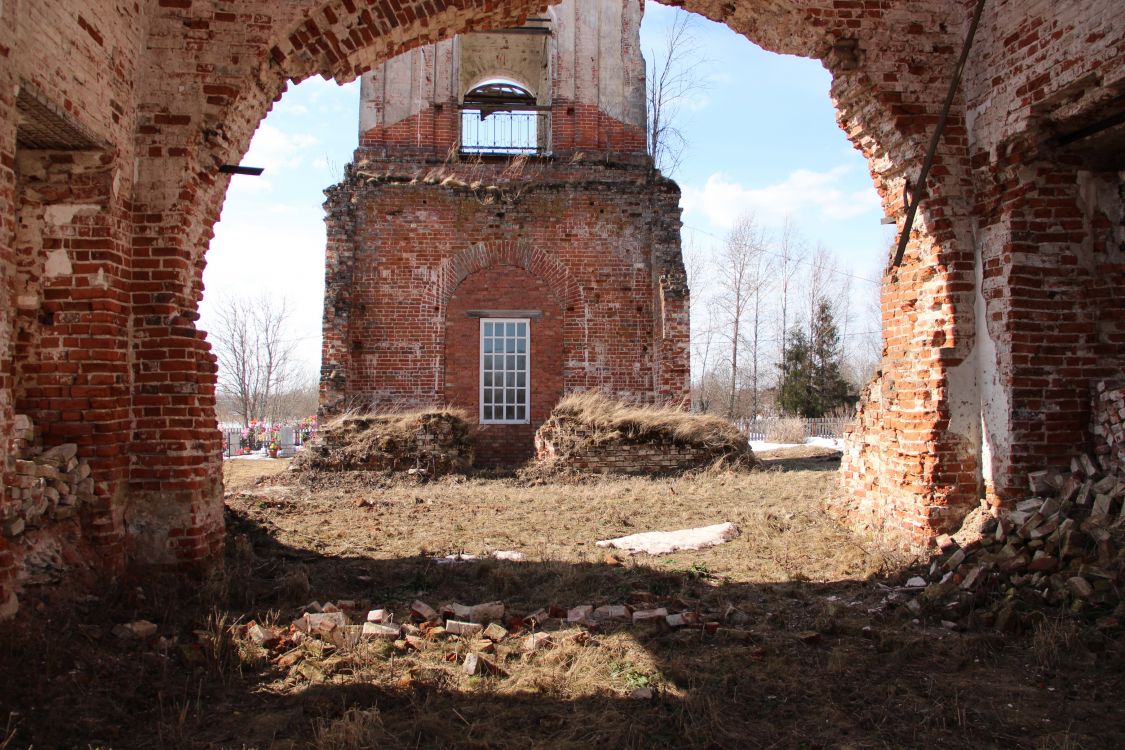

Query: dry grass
[[764, 417, 808, 444], [549, 392, 747, 452], [223, 457, 290, 494], [244, 461, 874, 585], [320, 406, 469, 435]]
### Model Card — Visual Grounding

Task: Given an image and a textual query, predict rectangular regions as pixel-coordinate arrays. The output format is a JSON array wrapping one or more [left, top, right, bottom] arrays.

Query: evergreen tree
[[809, 299, 852, 415], [778, 300, 852, 417], [778, 326, 815, 417]]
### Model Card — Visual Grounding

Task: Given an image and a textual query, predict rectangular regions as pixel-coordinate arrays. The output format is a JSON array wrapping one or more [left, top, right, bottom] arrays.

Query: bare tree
[[804, 243, 837, 342], [715, 213, 769, 420], [684, 237, 719, 412], [694, 298, 731, 412], [646, 8, 710, 176], [211, 294, 298, 427], [773, 217, 806, 390]]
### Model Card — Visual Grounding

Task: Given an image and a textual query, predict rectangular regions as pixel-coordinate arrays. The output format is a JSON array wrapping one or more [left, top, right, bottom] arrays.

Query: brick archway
[[145, 0, 1123, 552], [2, 0, 1123, 616]]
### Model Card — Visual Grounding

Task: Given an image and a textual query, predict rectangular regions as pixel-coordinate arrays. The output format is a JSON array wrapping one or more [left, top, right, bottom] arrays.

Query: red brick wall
[[320, 157, 689, 466], [445, 266, 564, 466]]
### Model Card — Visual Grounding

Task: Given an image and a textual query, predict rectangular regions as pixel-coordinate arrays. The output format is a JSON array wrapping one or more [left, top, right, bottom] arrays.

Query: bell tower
[[321, 0, 689, 467]]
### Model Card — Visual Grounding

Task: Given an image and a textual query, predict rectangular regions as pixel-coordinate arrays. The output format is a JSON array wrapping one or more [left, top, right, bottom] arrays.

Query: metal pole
[[891, 0, 987, 269]]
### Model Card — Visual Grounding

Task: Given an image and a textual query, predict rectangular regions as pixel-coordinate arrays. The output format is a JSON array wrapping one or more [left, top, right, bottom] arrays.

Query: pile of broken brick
[[904, 451, 1125, 632], [233, 595, 730, 682], [3, 415, 95, 539]]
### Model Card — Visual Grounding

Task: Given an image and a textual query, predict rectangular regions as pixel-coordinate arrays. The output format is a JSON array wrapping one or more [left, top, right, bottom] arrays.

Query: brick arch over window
[[434, 239, 584, 316]]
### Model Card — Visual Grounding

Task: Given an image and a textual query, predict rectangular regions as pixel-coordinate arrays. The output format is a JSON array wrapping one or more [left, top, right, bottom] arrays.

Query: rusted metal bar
[[891, 0, 987, 269]]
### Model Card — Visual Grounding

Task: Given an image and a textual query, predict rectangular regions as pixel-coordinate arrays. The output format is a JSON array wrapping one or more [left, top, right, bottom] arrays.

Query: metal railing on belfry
[[460, 109, 546, 155]]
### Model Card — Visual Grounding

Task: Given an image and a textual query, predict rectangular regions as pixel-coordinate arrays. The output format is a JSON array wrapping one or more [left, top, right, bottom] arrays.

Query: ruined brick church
[[318, 0, 689, 466], [0, 0, 1122, 618]]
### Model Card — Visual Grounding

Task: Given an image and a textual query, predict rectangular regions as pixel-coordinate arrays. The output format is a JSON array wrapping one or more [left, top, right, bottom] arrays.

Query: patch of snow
[[435, 550, 526, 564], [749, 440, 801, 452], [750, 437, 845, 452], [596, 522, 740, 556], [807, 436, 844, 451]]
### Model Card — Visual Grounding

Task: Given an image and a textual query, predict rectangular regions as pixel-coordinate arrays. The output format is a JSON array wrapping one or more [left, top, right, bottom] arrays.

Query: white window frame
[[479, 317, 531, 425]]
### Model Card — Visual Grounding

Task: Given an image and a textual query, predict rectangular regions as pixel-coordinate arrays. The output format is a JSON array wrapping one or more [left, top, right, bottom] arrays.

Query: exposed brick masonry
[[320, 155, 688, 465]]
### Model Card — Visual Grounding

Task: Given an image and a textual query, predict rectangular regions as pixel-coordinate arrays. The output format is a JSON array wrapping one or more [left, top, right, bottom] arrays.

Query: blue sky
[[200, 3, 890, 378]]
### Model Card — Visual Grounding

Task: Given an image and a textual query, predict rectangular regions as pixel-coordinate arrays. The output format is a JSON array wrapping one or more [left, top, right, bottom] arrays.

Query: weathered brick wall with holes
[[0, 0, 1122, 613], [319, 155, 689, 466], [837, 0, 1125, 549]]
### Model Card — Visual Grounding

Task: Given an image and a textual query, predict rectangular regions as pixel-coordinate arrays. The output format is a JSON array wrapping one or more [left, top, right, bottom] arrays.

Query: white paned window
[[480, 318, 530, 424]]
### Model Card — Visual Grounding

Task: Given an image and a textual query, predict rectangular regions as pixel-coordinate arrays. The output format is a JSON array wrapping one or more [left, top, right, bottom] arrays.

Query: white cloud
[[238, 123, 321, 179], [679, 91, 711, 113], [225, 124, 323, 196], [680, 166, 881, 229]]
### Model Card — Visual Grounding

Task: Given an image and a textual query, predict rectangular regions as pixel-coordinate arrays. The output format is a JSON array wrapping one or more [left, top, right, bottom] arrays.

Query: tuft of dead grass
[[547, 391, 749, 453], [1032, 614, 1083, 671], [764, 417, 807, 444], [313, 707, 394, 749]]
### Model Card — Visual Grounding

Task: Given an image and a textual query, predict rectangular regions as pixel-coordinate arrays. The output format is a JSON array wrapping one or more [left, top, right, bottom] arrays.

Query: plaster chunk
[[44, 248, 72, 277]]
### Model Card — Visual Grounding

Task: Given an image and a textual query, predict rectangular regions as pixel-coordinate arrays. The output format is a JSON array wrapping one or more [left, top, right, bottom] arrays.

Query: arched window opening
[[460, 80, 547, 155]]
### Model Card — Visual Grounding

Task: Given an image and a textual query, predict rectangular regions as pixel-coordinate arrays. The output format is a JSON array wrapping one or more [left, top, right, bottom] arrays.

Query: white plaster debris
[[435, 550, 525, 564], [361, 622, 401, 639], [596, 522, 740, 555], [445, 620, 484, 636]]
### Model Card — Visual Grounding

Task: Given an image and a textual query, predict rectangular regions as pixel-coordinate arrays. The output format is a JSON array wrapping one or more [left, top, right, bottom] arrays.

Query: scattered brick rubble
[[903, 448, 1125, 632], [3, 415, 95, 540], [225, 592, 746, 685]]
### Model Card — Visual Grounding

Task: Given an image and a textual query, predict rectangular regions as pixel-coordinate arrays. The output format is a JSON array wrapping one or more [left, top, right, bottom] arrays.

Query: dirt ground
[[1, 451, 1123, 749]]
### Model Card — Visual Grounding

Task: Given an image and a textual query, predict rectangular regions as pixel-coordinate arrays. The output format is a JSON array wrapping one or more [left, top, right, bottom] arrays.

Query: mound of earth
[[534, 392, 756, 475]]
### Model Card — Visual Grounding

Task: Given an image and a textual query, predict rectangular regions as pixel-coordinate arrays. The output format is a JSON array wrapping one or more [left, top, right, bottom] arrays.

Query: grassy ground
[[1, 451, 1123, 749]]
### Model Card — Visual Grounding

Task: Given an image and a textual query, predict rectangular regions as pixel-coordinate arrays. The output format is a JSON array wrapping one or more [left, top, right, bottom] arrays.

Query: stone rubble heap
[[3, 415, 95, 540], [905, 449, 1125, 631]]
